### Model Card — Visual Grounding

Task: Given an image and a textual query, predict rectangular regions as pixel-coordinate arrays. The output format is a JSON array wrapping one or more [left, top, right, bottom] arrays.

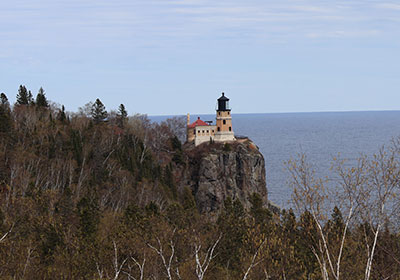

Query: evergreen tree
[[77, 195, 99, 242], [27, 90, 34, 105], [0, 93, 9, 107], [16, 85, 34, 105], [57, 105, 67, 122], [91, 98, 108, 123], [217, 198, 247, 273], [16, 85, 29, 105], [163, 164, 177, 199], [0, 103, 12, 134], [0, 93, 12, 134], [249, 193, 272, 229], [117, 103, 128, 128], [36, 87, 49, 107]]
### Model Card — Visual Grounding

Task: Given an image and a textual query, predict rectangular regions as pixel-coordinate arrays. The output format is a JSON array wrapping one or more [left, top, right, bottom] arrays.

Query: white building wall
[[194, 125, 216, 146]]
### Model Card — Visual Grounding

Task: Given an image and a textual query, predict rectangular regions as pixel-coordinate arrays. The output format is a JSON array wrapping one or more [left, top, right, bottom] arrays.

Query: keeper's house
[[187, 92, 236, 146]]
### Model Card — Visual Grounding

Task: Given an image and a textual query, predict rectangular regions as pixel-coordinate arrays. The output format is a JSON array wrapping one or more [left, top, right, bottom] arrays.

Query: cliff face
[[182, 140, 268, 213]]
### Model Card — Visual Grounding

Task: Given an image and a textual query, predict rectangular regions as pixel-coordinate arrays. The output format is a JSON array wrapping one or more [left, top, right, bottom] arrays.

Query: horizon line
[[148, 109, 400, 117]]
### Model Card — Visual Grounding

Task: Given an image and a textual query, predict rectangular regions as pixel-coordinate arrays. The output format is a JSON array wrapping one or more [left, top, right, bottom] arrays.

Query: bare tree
[[0, 225, 13, 243], [96, 241, 128, 280], [193, 234, 221, 280], [242, 238, 266, 280], [147, 229, 180, 280], [358, 149, 400, 280], [112, 241, 128, 280], [288, 154, 365, 280], [123, 255, 146, 280]]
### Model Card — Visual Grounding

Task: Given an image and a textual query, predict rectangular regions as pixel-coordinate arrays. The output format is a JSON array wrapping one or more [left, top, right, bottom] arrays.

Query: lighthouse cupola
[[217, 92, 230, 111], [214, 92, 235, 143]]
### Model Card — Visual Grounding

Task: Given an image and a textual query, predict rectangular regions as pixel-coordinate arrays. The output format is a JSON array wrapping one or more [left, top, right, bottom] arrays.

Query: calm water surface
[[152, 111, 400, 208]]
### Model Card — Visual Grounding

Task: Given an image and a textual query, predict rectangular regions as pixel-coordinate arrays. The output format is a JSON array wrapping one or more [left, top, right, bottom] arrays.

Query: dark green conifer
[[216, 198, 247, 272], [91, 98, 108, 123], [77, 195, 99, 241], [0, 93, 9, 107], [0, 101, 12, 134], [249, 193, 272, 227], [16, 85, 29, 105], [117, 103, 128, 128], [36, 87, 49, 107], [57, 105, 67, 122], [28, 90, 34, 105]]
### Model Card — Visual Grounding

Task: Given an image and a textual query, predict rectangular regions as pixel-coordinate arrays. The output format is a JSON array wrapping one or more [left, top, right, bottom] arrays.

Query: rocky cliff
[[182, 139, 268, 213]]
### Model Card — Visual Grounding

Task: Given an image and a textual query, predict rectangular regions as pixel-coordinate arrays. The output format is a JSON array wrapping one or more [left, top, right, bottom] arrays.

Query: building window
[[207, 130, 209, 133], [202, 130, 205, 133], [228, 111, 230, 115], [194, 129, 196, 134], [223, 120, 226, 125], [218, 127, 220, 132], [218, 112, 221, 116], [212, 130, 214, 133], [198, 130, 200, 134], [229, 127, 232, 131]]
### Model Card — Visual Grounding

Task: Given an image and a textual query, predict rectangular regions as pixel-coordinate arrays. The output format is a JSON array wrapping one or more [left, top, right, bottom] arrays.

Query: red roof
[[188, 117, 209, 128]]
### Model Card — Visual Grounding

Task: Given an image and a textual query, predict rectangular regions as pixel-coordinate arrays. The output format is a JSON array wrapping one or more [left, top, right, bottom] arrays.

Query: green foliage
[[91, 98, 108, 123], [16, 85, 34, 105], [181, 186, 197, 211], [249, 193, 272, 227], [36, 87, 49, 107], [39, 224, 63, 265], [117, 103, 128, 128], [0, 93, 9, 106], [145, 201, 160, 216], [216, 198, 247, 272], [70, 129, 83, 167], [171, 136, 184, 165], [171, 135, 182, 150], [1, 90, 400, 279], [57, 105, 67, 122], [163, 164, 177, 199], [124, 203, 144, 227], [223, 142, 231, 151], [298, 210, 320, 276], [0, 103, 12, 134], [77, 195, 100, 241]]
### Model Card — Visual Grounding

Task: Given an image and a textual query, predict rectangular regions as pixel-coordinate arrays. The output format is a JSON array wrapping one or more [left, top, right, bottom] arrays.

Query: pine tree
[[0, 104, 12, 134], [0, 93, 9, 107], [77, 195, 99, 242], [249, 193, 272, 228], [118, 103, 127, 119], [0, 93, 12, 136], [91, 98, 108, 123], [117, 103, 127, 128], [36, 87, 49, 107], [16, 85, 29, 105], [117, 103, 128, 128], [216, 198, 247, 273], [27, 90, 34, 105], [57, 105, 67, 122]]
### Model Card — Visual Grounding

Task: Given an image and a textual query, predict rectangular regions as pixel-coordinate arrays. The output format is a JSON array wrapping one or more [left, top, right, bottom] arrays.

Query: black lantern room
[[217, 92, 230, 111]]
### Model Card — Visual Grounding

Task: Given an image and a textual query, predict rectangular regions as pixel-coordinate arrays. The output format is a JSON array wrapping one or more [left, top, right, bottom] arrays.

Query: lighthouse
[[186, 92, 236, 146], [214, 92, 235, 142]]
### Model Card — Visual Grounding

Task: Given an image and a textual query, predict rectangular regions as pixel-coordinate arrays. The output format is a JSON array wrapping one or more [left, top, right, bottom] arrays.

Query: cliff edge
[[182, 139, 268, 213]]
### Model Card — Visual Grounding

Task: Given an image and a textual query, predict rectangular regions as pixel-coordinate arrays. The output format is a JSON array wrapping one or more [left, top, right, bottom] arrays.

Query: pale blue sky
[[1, 0, 400, 115]]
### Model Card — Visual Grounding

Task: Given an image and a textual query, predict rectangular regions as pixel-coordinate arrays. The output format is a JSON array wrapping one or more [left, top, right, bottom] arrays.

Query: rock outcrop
[[182, 140, 268, 213]]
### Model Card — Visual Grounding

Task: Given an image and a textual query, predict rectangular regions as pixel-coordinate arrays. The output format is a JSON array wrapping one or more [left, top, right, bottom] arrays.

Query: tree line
[[1, 85, 400, 279]]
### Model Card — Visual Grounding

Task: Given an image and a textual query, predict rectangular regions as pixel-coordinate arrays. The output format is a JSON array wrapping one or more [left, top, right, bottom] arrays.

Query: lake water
[[151, 111, 400, 208]]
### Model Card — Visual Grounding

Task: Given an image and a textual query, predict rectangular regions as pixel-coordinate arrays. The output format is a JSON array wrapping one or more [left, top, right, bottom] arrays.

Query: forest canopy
[[1, 86, 400, 279]]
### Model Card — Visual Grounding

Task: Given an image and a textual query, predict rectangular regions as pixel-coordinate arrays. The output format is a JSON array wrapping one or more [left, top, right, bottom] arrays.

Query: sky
[[1, 0, 400, 115]]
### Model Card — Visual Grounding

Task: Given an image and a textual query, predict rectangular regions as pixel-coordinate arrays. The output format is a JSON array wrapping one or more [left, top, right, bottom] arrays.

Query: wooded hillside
[[1, 86, 400, 279]]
